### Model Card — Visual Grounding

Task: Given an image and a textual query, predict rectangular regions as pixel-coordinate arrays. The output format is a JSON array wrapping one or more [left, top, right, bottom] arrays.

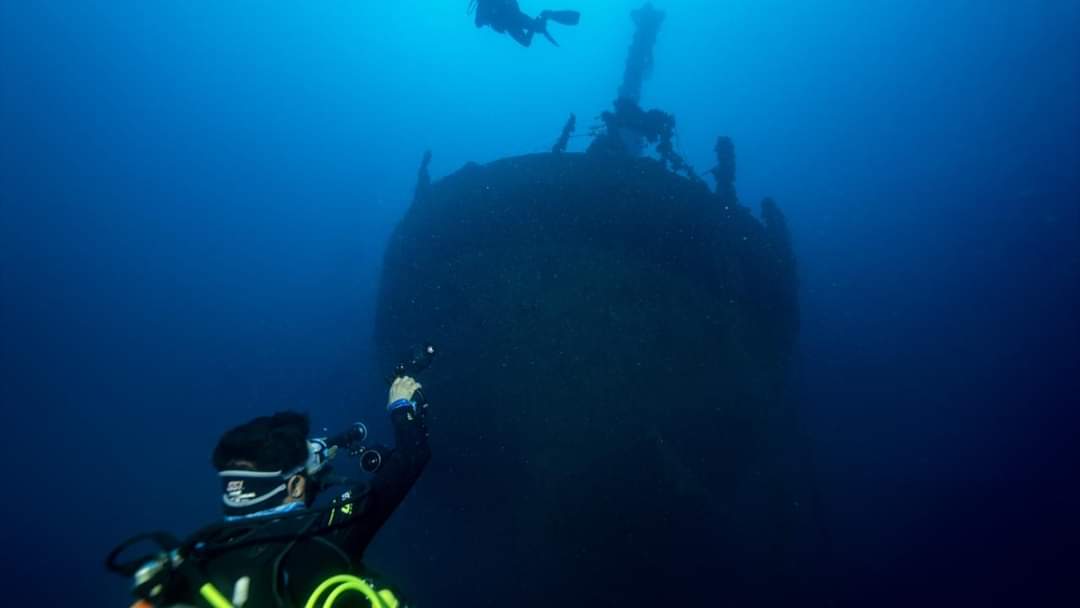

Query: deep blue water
[[2, 1, 1077, 605]]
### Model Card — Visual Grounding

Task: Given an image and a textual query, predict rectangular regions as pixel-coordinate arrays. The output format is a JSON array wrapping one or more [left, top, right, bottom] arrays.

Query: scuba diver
[[470, 0, 581, 47], [107, 346, 437, 608]]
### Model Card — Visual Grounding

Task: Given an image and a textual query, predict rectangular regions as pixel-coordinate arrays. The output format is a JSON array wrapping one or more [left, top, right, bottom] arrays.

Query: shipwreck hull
[[373, 152, 817, 605]]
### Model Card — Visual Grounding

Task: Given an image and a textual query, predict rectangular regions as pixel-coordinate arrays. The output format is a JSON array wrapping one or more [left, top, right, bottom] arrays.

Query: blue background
[[2, 1, 1077, 605]]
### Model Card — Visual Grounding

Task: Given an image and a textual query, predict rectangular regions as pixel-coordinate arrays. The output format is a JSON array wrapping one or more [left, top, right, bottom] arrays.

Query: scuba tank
[[107, 505, 404, 607]]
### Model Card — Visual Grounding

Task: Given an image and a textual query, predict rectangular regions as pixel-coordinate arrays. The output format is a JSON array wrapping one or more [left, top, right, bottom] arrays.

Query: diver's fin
[[542, 30, 560, 46], [541, 10, 581, 26]]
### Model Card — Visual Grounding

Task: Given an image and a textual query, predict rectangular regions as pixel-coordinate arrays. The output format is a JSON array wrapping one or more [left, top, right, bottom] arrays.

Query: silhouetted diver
[[470, 0, 580, 47]]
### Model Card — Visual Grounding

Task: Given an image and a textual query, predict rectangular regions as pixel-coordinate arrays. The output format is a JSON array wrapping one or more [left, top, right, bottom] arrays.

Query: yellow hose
[[199, 582, 236, 608], [324, 581, 386, 608], [305, 574, 387, 608]]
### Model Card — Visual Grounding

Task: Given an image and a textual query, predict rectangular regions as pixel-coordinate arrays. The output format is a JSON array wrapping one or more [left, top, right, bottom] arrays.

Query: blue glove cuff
[[388, 398, 415, 413]]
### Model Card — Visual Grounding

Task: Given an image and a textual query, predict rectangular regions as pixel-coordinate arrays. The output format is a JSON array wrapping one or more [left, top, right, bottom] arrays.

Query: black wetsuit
[[179, 408, 430, 607], [474, 0, 538, 45], [474, 1, 580, 47]]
